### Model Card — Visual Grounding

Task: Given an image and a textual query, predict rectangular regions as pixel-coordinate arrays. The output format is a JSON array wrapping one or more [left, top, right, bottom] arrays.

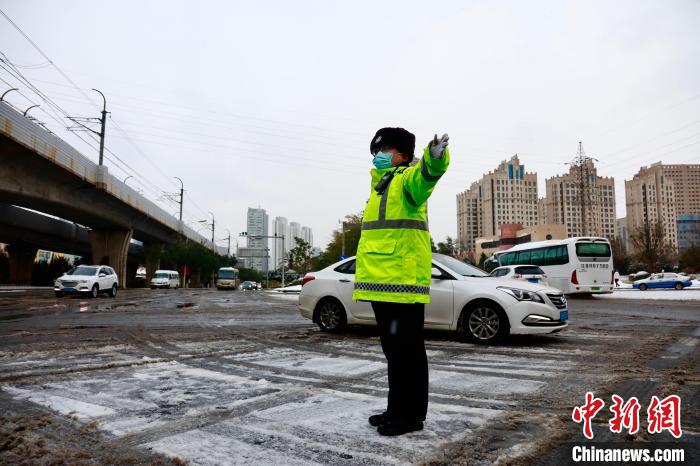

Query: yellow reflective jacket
[[352, 145, 450, 304]]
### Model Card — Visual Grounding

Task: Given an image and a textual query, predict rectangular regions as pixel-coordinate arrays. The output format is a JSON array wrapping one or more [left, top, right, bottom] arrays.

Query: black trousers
[[371, 301, 428, 422]]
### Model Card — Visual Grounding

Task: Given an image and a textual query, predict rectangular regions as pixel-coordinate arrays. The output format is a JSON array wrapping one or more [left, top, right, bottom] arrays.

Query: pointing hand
[[429, 133, 449, 159]]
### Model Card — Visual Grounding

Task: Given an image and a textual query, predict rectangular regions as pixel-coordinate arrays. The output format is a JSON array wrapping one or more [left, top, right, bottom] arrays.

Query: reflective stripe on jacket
[[352, 145, 450, 304]]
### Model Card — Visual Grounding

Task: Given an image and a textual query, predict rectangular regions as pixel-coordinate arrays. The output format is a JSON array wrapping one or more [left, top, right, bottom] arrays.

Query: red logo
[[609, 395, 641, 435], [573, 393, 682, 439], [647, 395, 682, 438], [572, 391, 605, 439]]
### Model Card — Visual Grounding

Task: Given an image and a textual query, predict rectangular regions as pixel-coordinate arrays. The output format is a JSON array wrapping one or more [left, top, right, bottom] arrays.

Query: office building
[[677, 214, 700, 252]]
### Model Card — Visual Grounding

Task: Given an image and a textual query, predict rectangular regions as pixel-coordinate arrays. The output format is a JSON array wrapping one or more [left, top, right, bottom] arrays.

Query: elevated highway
[[0, 102, 217, 285]]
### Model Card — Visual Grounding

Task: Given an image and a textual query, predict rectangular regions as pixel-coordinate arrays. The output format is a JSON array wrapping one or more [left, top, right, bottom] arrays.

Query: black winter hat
[[370, 127, 416, 159]]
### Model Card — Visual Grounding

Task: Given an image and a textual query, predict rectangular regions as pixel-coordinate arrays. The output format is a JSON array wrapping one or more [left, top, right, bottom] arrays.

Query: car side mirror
[[99, 273, 106, 277], [431, 267, 443, 279]]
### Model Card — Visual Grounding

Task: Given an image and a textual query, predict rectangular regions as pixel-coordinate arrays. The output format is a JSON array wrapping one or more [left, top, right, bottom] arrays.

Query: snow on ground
[[2, 332, 573, 465], [264, 291, 300, 302], [597, 289, 700, 301]]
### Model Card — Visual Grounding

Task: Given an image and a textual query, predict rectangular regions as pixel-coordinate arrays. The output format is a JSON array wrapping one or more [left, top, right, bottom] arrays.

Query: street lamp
[[199, 211, 215, 249]]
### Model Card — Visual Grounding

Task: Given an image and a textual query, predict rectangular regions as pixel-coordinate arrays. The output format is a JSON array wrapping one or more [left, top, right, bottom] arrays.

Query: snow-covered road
[[1, 288, 698, 465]]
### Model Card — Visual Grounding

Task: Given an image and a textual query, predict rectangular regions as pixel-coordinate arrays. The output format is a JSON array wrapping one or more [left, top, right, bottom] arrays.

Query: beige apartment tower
[[544, 156, 616, 239], [623, 162, 700, 251], [456, 155, 539, 252]]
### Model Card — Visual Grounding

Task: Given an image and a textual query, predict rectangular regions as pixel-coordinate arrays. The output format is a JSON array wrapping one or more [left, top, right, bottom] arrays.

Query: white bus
[[489, 237, 614, 295]]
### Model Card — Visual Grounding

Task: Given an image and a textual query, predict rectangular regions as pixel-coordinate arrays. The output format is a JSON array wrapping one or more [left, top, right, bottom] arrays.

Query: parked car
[[241, 281, 256, 290], [633, 273, 692, 291], [54, 265, 118, 298], [150, 270, 180, 289], [299, 253, 568, 344], [489, 265, 548, 285]]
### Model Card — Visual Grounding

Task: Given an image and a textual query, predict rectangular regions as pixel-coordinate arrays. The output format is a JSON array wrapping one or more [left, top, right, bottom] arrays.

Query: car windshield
[[432, 253, 488, 277], [66, 266, 97, 276], [218, 270, 236, 279], [154, 272, 169, 278]]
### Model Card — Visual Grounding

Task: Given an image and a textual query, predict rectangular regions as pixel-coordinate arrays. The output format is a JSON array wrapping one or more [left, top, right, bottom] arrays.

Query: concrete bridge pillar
[[143, 242, 163, 285], [88, 229, 133, 288], [6, 242, 37, 285]]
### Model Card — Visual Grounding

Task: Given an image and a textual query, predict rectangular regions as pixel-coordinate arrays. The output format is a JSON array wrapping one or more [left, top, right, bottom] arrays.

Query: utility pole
[[340, 220, 347, 257], [567, 141, 598, 237], [210, 212, 215, 246], [93, 89, 107, 166], [66, 89, 109, 165], [174, 177, 184, 222], [199, 212, 215, 251]]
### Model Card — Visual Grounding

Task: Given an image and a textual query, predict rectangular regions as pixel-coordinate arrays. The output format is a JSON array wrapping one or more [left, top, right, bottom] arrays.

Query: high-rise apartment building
[[657, 163, 700, 216], [300, 226, 313, 247], [272, 216, 288, 270], [544, 157, 616, 239], [625, 162, 700, 252], [537, 197, 547, 224], [616, 217, 629, 252], [625, 165, 680, 251], [456, 155, 539, 252], [244, 207, 269, 271], [288, 222, 301, 249]]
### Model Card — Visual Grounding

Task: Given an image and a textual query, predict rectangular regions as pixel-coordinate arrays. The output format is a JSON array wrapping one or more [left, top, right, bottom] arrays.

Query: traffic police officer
[[353, 127, 450, 436]]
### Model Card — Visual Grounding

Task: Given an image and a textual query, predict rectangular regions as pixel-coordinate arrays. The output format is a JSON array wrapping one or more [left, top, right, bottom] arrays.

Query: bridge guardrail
[[0, 102, 219, 251]]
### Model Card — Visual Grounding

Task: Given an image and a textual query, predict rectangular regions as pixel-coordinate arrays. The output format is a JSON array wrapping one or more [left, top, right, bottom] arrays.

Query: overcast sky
[[1, 0, 699, 253]]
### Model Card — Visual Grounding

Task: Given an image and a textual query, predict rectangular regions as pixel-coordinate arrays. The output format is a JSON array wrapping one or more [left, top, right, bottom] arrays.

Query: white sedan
[[54, 265, 119, 298], [489, 265, 548, 285], [299, 253, 568, 343]]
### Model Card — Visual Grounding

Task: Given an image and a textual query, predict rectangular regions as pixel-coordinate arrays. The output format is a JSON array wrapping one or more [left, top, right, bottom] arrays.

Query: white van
[[150, 270, 180, 289]]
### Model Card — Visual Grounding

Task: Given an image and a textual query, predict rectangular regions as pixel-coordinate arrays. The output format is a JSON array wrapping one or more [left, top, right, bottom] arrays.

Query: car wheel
[[639, 284, 648, 291], [109, 284, 118, 297], [89, 284, 99, 298], [459, 302, 507, 344], [675, 283, 684, 290], [317, 298, 347, 332]]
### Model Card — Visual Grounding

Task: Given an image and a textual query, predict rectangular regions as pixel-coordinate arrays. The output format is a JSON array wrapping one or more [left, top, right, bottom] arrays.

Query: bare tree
[[629, 221, 676, 272]]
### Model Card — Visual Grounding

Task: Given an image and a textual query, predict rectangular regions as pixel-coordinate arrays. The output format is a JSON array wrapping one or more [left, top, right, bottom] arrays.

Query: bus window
[[543, 246, 558, 266], [576, 243, 611, 257], [558, 245, 569, 264], [518, 250, 531, 264], [530, 248, 544, 265]]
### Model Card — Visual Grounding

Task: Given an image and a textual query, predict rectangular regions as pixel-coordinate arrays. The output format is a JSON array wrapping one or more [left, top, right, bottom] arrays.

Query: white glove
[[429, 133, 449, 159]]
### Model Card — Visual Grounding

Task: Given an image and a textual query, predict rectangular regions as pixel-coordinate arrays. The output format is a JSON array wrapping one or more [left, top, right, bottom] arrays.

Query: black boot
[[377, 419, 424, 436], [368, 411, 389, 427]]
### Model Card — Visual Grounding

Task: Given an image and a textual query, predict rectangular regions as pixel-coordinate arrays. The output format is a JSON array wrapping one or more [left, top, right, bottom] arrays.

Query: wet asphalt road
[[0, 288, 698, 465]]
